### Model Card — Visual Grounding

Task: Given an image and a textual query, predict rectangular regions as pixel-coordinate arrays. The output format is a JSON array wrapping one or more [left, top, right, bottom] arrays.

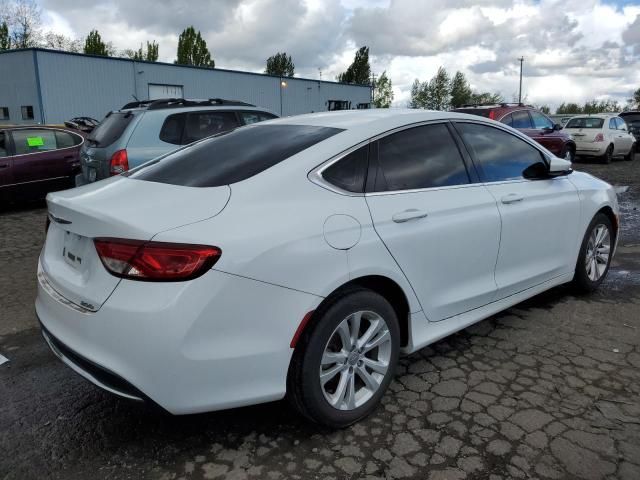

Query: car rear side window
[[501, 114, 513, 126], [182, 111, 239, 144], [456, 123, 545, 182], [55, 131, 83, 148], [510, 111, 533, 129], [322, 145, 368, 193], [11, 129, 58, 155], [240, 111, 277, 125], [159, 113, 186, 145], [370, 123, 470, 192], [88, 112, 134, 147], [130, 124, 343, 187]]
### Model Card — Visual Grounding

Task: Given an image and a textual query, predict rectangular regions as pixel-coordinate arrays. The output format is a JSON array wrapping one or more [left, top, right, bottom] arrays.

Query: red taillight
[[109, 149, 129, 175], [94, 238, 221, 281], [489, 110, 496, 120], [594, 133, 604, 142]]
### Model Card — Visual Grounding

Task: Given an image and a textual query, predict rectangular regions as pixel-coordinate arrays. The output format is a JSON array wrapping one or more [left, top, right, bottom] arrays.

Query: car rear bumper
[[36, 260, 321, 414], [575, 144, 608, 156]]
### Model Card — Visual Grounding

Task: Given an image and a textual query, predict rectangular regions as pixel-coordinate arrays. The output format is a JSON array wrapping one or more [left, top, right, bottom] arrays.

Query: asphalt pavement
[[1, 155, 639, 480]]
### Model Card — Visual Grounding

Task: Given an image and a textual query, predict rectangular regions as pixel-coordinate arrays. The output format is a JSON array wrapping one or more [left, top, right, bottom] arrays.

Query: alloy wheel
[[585, 224, 611, 281], [319, 311, 392, 411]]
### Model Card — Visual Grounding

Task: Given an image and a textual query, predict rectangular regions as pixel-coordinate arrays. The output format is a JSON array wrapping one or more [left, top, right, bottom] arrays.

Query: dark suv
[[619, 111, 640, 152], [452, 104, 576, 161]]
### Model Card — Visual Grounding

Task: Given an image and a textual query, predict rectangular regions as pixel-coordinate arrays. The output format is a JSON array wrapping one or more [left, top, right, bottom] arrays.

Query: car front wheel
[[287, 287, 400, 428], [573, 213, 614, 293]]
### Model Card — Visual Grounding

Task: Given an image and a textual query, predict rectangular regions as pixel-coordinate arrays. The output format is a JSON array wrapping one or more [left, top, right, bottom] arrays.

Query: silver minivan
[[76, 98, 278, 185]]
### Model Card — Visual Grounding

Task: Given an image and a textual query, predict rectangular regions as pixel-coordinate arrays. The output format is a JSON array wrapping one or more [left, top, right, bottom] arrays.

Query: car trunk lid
[[42, 176, 230, 311]]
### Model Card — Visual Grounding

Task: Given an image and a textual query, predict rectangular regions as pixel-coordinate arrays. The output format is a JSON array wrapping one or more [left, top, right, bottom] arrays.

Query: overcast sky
[[40, 0, 640, 109]]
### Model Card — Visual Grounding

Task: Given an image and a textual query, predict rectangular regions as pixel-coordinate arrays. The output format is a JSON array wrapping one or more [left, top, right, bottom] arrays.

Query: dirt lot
[[1, 156, 640, 480]]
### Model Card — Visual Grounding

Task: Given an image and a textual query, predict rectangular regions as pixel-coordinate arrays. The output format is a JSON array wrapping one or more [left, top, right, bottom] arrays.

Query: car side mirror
[[548, 156, 572, 176], [553, 123, 562, 131]]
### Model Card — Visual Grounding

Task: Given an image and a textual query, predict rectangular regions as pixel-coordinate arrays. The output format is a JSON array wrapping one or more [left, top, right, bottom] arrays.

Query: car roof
[[566, 114, 618, 120]]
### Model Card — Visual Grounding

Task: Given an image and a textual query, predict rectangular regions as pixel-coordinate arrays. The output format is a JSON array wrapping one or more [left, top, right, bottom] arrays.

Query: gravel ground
[[1, 155, 639, 480]]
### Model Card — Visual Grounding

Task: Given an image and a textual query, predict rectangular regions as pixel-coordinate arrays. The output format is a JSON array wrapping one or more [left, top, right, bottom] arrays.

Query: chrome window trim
[[8, 127, 84, 158]]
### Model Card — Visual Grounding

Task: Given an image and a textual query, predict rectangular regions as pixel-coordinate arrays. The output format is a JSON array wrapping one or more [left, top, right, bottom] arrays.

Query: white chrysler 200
[[37, 110, 618, 427]]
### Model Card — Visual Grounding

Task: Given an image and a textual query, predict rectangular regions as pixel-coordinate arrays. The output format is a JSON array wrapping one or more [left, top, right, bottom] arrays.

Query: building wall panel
[[0, 50, 40, 125]]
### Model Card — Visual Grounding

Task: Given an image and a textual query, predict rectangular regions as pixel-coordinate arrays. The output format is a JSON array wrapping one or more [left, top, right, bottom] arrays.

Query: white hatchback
[[37, 110, 619, 427], [564, 114, 636, 163]]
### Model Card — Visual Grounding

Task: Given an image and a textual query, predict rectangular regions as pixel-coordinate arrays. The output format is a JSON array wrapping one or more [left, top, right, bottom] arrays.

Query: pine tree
[[84, 29, 109, 56], [133, 41, 159, 61], [0, 22, 10, 51], [175, 26, 214, 68], [450, 71, 473, 108], [373, 71, 393, 108], [337, 46, 371, 85], [424, 67, 451, 110]]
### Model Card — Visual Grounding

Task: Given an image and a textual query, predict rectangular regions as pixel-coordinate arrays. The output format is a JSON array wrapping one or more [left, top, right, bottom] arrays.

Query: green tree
[[373, 70, 393, 108], [539, 105, 551, 114], [424, 67, 451, 110], [175, 26, 214, 68], [556, 102, 581, 114], [265, 52, 294, 77], [0, 22, 10, 50], [84, 29, 109, 56], [634, 88, 640, 108], [131, 40, 159, 61], [408, 79, 425, 108], [449, 71, 473, 108], [337, 46, 371, 85], [469, 91, 503, 104]]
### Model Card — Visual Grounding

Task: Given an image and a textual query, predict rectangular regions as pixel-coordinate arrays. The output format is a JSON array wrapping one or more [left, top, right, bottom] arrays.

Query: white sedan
[[37, 110, 618, 427], [563, 114, 636, 163]]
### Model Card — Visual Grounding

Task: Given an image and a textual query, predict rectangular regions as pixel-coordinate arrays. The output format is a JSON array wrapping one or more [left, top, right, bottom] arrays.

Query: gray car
[[76, 98, 278, 185]]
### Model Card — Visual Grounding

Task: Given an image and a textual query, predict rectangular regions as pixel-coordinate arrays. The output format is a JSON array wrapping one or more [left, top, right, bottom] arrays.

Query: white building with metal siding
[[0, 48, 372, 125]]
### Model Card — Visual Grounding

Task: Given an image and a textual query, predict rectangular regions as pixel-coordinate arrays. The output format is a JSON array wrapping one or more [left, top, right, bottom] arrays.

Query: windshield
[[129, 124, 343, 187], [565, 117, 604, 129], [87, 112, 134, 147]]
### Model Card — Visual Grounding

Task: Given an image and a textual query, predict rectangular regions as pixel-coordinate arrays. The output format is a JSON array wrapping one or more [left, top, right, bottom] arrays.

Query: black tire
[[287, 287, 400, 428], [601, 144, 613, 164], [625, 144, 636, 161], [561, 144, 576, 162], [572, 213, 614, 293]]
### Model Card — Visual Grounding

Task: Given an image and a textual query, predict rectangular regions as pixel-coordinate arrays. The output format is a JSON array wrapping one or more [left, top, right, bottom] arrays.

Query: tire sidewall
[[297, 289, 400, 427]]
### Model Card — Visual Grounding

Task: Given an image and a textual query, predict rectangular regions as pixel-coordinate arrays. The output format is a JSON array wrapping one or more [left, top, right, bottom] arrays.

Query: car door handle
[[392, 209, 428, 223], [501, 193, 524, 204]]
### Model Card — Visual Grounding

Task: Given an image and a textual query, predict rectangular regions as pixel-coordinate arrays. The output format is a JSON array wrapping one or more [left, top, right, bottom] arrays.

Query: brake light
[[489, 110, 495, 120], [109, 149, 129, 175], [94, 238, 221, 281], [594, 133, 604, 142]]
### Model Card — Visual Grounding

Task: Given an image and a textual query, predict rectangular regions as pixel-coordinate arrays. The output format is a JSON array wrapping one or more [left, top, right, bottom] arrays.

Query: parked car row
[[453, 103, 637, 164], [0, 98, 277, 203]]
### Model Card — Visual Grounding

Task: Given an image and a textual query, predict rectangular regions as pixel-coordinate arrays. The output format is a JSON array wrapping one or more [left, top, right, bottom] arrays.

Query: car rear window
[[87, 112, 134, 147], [565, 117, 604, 129], [129, 124, 343, 187]]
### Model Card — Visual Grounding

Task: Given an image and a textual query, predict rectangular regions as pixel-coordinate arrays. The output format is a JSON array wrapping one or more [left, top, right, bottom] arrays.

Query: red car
[[0, 126, 84, 203], [452, 104, 576, 161]]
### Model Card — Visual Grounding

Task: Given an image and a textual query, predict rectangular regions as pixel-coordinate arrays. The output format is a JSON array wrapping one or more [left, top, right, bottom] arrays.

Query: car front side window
[[370, 123, 470, 192], [456, 122, 547, 182], [530, 111, 554, 129]]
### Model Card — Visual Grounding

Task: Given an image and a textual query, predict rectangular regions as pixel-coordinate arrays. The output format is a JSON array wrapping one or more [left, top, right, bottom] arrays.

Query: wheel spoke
[[345, 371, 356, 409], [363, 329, 390, 353], [356, 365, 379, 391], [336, 321, 352, 350], [322, 350, 347, 365], [362, 356, 388, 374], [349, 312, 362, 347], [357, 319, 382, 349], [320, 363, 345, 385], [330, 370, 349, 406]]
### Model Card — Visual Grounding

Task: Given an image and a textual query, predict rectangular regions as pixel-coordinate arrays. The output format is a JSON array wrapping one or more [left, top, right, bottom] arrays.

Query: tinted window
[[609, 118, 617, 130], [501, 114, 513, 126], [456, 123, 545, 182], [0, 107, 8, 120], [55, 131, 82, 148], [322, 146, 368, 193], [159, 113, 186, 145], [88, 112, 134, 147], [372, 124, 470, 192], [182, 111, 239, 144], [12, 129, 58, 155], [0, 132, 7, 157], [530, 111, 554, 129], [240, 111, 277, 125], [510, 111, 533, 129], [130, 124, 343, 187], [565, 117, 604, 129]]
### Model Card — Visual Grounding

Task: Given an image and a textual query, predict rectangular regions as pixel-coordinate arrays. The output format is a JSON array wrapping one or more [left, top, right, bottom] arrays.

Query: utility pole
[[518, 56, 524, 104]]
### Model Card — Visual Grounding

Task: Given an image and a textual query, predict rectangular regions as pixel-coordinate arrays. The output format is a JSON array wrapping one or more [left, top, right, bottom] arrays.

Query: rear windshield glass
[[87, 112, 134, 147], [621, 114, 640, 128], [129, 124, 343, 187], [565, 117, 604, 129]]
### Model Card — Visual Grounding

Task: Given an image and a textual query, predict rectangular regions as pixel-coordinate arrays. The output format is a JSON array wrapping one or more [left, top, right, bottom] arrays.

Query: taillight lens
[[94, 238, 221, 281], [594, 133, 605, 142], [489, 110, 495, 120], [109, 149, 129, 175]]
